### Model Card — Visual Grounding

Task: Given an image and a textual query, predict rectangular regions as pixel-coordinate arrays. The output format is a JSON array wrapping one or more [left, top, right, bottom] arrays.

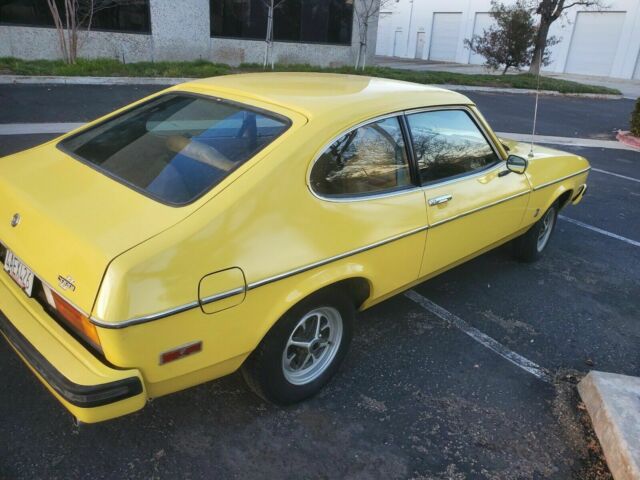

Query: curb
[[616, 130, 640, 150], [0, 75, 624, 99], [578, 371, 640, 480]]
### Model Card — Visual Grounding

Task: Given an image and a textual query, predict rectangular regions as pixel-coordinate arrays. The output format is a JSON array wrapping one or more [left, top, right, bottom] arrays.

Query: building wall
[[375, 0, 640, 80], [0, 0, 378, 67]]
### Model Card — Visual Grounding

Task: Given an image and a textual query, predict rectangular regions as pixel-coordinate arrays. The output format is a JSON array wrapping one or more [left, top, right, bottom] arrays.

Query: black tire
[[513, 202, 558, 263], [241, 288, 354, 405]]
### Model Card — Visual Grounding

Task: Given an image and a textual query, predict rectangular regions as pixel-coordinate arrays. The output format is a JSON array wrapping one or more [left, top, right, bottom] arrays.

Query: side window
[[310, 116, 412, 197], [407, 110, 500, 184]]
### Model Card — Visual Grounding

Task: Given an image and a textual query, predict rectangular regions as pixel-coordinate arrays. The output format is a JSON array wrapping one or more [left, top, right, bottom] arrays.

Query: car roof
[[179, 72, 473, 121]]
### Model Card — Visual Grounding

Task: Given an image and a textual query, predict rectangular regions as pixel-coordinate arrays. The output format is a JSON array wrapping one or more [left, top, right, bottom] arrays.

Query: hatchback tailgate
[[0, 143, 190, 313]]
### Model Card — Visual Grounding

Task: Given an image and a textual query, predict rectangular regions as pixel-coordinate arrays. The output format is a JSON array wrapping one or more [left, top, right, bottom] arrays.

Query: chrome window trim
[[89, 223, 429, 329], [306, 111, 421, 203], [532, 167, 591, 191]]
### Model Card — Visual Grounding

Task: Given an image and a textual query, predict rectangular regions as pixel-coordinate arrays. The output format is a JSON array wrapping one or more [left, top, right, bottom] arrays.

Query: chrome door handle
[[428, 194, 453, 206]]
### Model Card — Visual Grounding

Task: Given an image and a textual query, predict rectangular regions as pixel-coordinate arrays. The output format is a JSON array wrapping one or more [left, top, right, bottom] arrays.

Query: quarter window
[[406, 110, 500, 184], [310, 117, 412, 197]]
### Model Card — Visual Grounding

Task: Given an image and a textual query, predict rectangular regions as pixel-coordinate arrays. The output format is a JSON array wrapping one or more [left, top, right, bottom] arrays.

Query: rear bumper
[[0, 275, 147, 423]]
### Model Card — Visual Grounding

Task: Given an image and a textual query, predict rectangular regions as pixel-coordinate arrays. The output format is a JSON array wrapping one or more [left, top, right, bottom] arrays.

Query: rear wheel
[[241, 289, 354, 405], [513, 203, 558, 262]]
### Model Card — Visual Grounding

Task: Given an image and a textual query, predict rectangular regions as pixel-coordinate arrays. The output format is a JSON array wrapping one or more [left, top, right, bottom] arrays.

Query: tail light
[[42, 284, 102, 351]]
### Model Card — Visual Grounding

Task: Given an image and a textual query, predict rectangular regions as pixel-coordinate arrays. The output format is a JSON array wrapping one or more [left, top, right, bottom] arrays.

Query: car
[[0, 73, 590, 423]]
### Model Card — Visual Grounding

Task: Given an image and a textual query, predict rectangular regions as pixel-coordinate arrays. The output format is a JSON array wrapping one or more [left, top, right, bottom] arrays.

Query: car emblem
[[10, 213, 20, 227], [57, 275, 76, 292]]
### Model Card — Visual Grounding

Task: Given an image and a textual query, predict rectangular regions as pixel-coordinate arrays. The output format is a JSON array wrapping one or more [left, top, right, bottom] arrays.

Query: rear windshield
[[59, 93, 290, 205]]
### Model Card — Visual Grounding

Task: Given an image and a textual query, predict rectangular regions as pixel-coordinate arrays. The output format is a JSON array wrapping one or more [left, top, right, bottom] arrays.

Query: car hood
[[0, 143, 190, 313]]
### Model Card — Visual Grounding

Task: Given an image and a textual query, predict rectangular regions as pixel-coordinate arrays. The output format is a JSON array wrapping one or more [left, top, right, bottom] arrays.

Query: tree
[[46, 0, 115, 64], [261, 0, 288, 70], [529, 0, 607, 74], [354, 0, 391, 70], [465, 1, 548, 74]]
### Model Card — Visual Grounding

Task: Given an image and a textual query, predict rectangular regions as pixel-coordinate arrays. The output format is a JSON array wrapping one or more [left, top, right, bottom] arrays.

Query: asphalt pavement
[[1, 84, 638, 479]]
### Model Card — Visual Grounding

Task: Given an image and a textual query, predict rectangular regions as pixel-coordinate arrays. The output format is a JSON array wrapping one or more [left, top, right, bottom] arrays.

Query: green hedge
[[631, 98, 640, 137]]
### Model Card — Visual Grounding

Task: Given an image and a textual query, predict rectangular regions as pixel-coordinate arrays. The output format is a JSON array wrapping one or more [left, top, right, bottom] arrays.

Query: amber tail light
[[42, 285, 102, 351]]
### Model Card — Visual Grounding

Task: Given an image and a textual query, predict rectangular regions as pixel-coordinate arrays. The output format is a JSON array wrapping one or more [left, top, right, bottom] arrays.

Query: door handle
[[428, 194, 453, 206]]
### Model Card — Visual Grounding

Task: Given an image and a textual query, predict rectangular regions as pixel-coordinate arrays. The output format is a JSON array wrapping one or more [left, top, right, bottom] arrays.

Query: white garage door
[[469, 12, 494, 65], [565, 11, 626, 76], [429, 13, 462, 62]]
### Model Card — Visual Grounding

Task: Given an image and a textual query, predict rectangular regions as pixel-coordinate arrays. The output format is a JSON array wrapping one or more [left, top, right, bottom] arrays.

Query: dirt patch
[[552, 369, 613, 480]]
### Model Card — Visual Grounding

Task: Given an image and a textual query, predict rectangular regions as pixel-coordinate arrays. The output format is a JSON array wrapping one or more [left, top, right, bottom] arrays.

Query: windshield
[[59, 93, 290, 205]]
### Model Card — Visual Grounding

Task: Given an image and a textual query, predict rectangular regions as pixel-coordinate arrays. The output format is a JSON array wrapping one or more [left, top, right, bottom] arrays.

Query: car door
[[404, 107, 531, 277], [308, 114, 429, 298]]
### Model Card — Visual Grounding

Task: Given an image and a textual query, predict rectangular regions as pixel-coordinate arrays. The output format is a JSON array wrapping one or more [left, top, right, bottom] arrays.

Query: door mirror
[[506, 155, 528, 174]]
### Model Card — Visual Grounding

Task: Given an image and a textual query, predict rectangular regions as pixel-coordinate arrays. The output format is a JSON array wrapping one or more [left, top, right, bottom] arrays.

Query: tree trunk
[[529, 20, 550, 75], [502, 64, 510, 75], [360, 24, 368, 70]]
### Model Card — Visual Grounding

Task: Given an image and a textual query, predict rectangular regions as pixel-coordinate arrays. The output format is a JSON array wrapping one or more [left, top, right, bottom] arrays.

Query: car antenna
[[529, 54, 543, 158]]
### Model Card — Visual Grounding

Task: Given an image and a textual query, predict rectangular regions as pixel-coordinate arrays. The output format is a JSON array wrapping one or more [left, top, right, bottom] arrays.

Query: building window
[[210, 0, 353, 45], [0, 0, 151, 34]]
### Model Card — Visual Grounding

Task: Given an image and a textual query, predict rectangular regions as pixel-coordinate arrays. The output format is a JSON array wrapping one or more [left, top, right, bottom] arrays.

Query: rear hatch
[[0, 143, 189, 313]]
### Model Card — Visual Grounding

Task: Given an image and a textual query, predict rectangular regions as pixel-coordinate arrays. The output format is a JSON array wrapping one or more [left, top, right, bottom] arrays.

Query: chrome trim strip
[[200, 286, 245, 305], [430, 190, 530, 228], [89, 224, 429, 329], [247, 224, 429, 290], [532, 167, 591, 191]]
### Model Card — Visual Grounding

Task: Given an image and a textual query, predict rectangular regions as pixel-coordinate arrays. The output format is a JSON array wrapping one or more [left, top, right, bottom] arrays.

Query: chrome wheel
[[536, 208, 555, 252], [282, 306, 343, 386]]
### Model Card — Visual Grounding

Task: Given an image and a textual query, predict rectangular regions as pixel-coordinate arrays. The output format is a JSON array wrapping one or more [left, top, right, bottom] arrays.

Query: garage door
[[469, 12, 494, 65], [429, 13, 462, 62], [565, 11, 626, 76]]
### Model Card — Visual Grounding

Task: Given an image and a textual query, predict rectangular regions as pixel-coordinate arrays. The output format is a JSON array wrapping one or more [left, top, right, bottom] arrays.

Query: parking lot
[[0, 84, 638, 479]]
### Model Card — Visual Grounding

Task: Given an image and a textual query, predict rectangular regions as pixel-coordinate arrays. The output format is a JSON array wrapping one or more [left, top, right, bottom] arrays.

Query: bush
[[631, 98, 640, 137]]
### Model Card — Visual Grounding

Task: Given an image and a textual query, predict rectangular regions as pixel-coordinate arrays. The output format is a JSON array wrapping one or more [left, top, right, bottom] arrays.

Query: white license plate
[[3, 249, 35, 297]]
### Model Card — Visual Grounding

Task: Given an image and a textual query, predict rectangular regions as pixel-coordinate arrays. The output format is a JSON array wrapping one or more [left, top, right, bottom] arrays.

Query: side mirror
[[506, 155, 528, 174]]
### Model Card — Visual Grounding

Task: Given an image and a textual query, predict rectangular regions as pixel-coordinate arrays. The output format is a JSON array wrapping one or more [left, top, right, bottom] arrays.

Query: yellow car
[[0, 73, 589, 423]]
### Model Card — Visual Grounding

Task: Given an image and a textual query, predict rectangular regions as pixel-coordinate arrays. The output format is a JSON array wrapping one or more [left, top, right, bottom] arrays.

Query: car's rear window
[[59, 93, 290, 205]]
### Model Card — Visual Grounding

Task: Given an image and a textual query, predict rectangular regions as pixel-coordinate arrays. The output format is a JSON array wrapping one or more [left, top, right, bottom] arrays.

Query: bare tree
[[261, 0, 288, 70], [529, 0, 607, 74], [354, 0, 391, 70], [46, 0, 115, 64]]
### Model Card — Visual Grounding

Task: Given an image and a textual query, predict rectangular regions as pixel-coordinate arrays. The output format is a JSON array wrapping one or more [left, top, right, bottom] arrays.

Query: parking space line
[[559, 216, 640, 247], [404, 290, 553, 383], [591, 168, 640, 184], [0, 122, 84, 135]]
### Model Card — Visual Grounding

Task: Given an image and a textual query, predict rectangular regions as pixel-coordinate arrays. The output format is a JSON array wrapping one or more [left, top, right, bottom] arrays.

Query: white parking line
[[0, 122, 84, 135], [404, 290, 553, 383], [558, 216, 640, 247], [591, 168, 640, 184]]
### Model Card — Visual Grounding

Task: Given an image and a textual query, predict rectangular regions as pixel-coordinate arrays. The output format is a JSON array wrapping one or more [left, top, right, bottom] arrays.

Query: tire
[[241, 289, 354, 405], [513, 202, 558, 263]]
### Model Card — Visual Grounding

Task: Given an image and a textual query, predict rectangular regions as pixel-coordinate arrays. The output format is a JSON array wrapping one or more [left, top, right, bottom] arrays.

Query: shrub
[[631, 98, 640, 137]]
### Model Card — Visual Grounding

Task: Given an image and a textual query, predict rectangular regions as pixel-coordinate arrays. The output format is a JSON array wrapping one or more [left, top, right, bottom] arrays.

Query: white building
[[376, 0, 640, 80]]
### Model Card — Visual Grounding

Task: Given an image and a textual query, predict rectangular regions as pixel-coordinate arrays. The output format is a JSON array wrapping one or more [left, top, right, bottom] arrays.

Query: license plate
[[3, 249, 35, 297]]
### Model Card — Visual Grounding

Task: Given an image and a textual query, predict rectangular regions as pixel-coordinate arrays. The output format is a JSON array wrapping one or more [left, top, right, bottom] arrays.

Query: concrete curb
[[578, 371, 640, 480], [0, 75, 624, 99]]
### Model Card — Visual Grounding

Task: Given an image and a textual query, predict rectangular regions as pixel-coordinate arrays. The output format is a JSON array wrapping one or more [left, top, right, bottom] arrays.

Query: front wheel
[[513, 203, 558, 262], [241, 289, 354, 405]]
